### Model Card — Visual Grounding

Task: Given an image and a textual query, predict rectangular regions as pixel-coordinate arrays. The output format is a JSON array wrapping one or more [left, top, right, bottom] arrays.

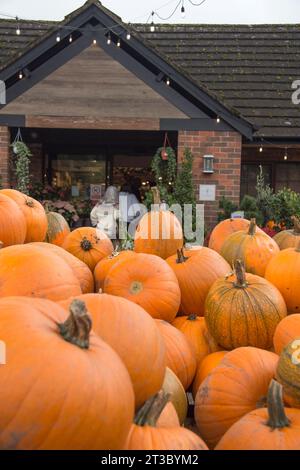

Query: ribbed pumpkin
[[94, 249, 136, 292], [62, 227, 113, 271], [0, 193, 26, 246], [104, 253, 181, 322], [134, 209, 183, 259], [216, 380, 300, 450], [0, 297, 134, 450], [31, 242, 94, 294], [265, 241, 300, 313], [45, 211, 70, 247], [156, 320, 197, 390], [172, 314, 221, 365], [59, 293, 166, 409], [0, 244, 82, 301], [192, 351, 227, 399], [194, 347, 278, 448], [273, 314, 300, 355], [273, 216, 300, 250], [220, 218, 279, 276], [209, 217, 250, 253], [126, 391, 208, 451], [162, 367, 188, 425], [205, 260, 287, 350], [1, 189, 48, 243], [166, 247, 231, 316], [276, 338, 300, 408]]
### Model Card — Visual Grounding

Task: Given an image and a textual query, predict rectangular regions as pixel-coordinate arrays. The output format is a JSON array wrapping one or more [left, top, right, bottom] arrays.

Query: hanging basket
[[161, 133, 172, 160]]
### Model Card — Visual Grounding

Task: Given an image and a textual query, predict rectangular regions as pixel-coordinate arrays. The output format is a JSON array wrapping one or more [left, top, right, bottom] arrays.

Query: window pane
[[241, 164, 272, 199], [276, 164, 300, 193]]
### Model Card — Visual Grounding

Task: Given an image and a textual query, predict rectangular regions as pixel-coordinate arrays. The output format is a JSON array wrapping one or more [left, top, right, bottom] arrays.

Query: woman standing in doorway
[[90, 185, 119, 241]]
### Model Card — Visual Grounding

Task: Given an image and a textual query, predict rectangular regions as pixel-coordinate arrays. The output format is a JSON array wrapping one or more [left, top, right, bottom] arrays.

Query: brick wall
[[0, 126, 10, 188], [178, 130, 242, 230]]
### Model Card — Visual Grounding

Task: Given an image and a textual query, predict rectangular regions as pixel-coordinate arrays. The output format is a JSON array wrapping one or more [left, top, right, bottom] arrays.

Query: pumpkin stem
[[266, 380, 291, 429], [58, 299, 92, 349], [248, 218, 257, 236], [134, 390, 171, 427], [80, 237, 93, 251], [176, 248, 188, 264], [25, 198, 34, 208], [234, 260, 248, 288], [187, 314, 197, 321]]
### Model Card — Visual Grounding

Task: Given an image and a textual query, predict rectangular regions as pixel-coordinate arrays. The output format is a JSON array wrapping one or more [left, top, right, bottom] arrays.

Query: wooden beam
[[25, 115, 160, 130], [0, 114, 25, 126], [160, 118, 233, 131]]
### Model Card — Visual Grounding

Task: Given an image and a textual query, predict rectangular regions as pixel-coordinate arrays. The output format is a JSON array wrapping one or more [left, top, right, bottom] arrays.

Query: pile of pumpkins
[[1, 189, 300, 450]]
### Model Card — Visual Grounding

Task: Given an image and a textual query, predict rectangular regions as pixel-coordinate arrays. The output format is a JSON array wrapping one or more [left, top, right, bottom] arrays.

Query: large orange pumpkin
[[45, 211, 70, 247], [209, 218, 250, 253], [273, 216, 300, 250], [1, 189, 48, 242], [172, 314, 220, 365], [0, 297, 134, 450], [134, 210, 183, 259], [0, 244, 82, 301], [276, 338, 300, 408], [0, 193, 26, 246], [62, 227, 113, 271], [31, 242, 94, 294], [273, 314, 300, 355], [166, 247, 231, 316], [220, 218, 279, 276], [162, 367, 188, 425], [126, 391, 208, 450], [192, 351, 227, 399], [59, 293, 166, 409], [216, 380, 300, 450], [205, 260, 287, 350], [104, 253, 181, 322], [156, 319, 197, 390], [194, 347, 278, 448], [94, 249, 135, 292], [265, 242, 300, 313]]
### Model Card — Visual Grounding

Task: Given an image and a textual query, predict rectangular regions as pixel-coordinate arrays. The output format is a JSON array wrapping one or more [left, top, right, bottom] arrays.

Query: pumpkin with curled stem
[[209, 217, 250, 253]]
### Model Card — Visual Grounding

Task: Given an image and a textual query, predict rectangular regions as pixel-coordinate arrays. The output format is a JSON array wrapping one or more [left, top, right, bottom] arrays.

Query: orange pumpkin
[[59, 293, 166, 409], [157, 402, 180, 428], [205, 260, 287, 350], [220, 218, 279, 276], [126, 391, 208, 450], [31, 242, 94, 294], [104, 253, 181, 322], [172, 314, 221, 365], [162, 367, 188, 425], [45, 211, 70, 247], [0, 297, 134, 449], [265, 241, 300, 313], [94, 249, 135, 292], [209, 218, 250, 253], [62, 227, 113, 271], [216, 380, 300, 450], [273, 216, 300, 250], [276, 338, 300, 408], [273, 314, 300, 355], [192, 351, 227, 399], [156, 319, 197, 390], [0, 193, 26, 246], [194, 347, 278, 448], [134, 210, 183, 259], [0, 244, 82, 301], [1, 189, 48, 242], [166, 247, 231, 316]]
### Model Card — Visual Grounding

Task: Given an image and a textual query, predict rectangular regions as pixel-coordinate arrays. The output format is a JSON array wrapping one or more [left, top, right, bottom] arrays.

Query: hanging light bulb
[[181, 2, 186, 18], [117, 37, 121, 47], [107, 32, 111, 45], [126, 31, 131, 40], [69, 35, 73, 43], [18, 70, 23, 79], [284, 147, 288, 160], [166, 77, 171, 86], [150, 11, 155, 32], [56, 33, 61, 43], [259, 146, 263, 153], [216, 116, 220, 123], [16, 17, 20, 35]]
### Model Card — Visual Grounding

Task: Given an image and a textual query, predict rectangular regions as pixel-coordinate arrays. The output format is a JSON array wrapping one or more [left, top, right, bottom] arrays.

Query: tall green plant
[[12, 141, 32, 195], [151, 146, 177, 206]]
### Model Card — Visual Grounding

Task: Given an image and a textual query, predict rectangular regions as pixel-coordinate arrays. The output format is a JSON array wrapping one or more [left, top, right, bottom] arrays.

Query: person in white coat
[[90, 186, 119, 240]]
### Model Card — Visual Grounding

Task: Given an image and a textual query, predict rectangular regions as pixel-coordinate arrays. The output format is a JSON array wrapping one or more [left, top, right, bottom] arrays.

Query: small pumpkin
[[205, 260, 287, 350], [94, 249, 135, 292], [1, 189, 48, 242], [273, 314, 300, 355], [276, 338, 300, 408], [172, 314, 221, 365], [220, 218, 279, 276], [45, 211, 70, 247], [59, 293, 166, 409], [216, 380, 300, 450], [104, 253, 181, 322], [0, 297, 134, 450], [194, 346, 278, 448], [209, 217, 250, 253], [192, 351, 227, 399], [162, 367, 188, 425], [273, 216, 300, 250], [0, 193, 27, 246], [126, 391, 208, 450], [156, 319, 197, 390], [134, 209, 183, 259], [166, 247, 231, 316], [62, 227, 113, 271]]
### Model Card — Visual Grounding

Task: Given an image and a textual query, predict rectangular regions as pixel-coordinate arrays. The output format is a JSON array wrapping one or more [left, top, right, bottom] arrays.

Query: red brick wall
[[0, 126, 10, 188], [178, 130, 242, 230]]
